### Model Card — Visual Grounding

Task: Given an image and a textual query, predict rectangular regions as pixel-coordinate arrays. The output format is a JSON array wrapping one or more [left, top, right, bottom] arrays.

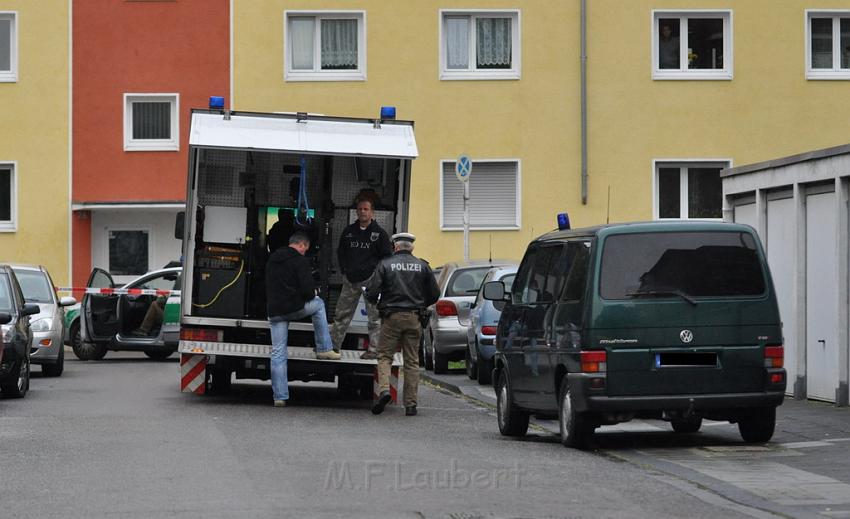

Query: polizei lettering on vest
[[391, 263, 422, 272]]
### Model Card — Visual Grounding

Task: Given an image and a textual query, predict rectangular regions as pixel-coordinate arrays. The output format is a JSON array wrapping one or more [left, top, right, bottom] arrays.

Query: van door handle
[[818, 339, 826, 347]]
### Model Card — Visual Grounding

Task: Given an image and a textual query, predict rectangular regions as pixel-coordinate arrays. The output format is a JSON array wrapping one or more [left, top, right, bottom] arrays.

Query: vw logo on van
[[679, 330, 694, 343]]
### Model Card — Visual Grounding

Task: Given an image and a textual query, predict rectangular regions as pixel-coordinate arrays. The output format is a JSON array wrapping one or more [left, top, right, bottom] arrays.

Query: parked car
[[0, 265, 40, 397], [11, 264, 76, 377], [466, 265, 518, 385], [422, 259, 513, 374], [77, 266, 181, 360], [485, 220, 786, 449]]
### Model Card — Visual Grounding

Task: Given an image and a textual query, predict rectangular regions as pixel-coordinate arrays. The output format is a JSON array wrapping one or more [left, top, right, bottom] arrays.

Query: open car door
[[82, 268, 119, 341]]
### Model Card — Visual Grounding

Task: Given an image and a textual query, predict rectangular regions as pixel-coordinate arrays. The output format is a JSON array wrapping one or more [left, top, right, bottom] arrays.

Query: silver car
[[422, 260, 513, 374], [466, 265, 518, 385], [11, 264, 77, 377]]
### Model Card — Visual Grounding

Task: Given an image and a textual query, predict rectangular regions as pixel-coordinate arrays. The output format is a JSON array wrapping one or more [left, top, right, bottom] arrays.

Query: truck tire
[[41, 346, 64, 377], [1, 356, 30, 398], [738, 407, 776, 443], [558, 375, 593, 449], [73, 340, 107, 361], [671, 417, 702, 433], [496, 370, 529, 437], [433, 351, 449, 374], [465, 347, 477, 380]]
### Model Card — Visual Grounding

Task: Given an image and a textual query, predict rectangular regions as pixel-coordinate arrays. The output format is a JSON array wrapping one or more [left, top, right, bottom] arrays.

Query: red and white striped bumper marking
[[373, 365, 399, 404], [56, 287, 180, 296], [180, 354, 207, 394]]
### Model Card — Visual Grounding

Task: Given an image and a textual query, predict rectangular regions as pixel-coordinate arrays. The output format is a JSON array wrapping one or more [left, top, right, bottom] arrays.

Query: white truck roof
[[189, 111, 418, 159]]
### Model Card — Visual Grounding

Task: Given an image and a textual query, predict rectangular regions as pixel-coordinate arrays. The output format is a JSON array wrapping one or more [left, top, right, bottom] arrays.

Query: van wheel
[[465, 347, 477, 380], [423, 331, 434, 371], [558, 375, 593, 448], [433, 351, 449, 374], [42, 347, 64, 377], [738, 407, 776, 443], [496, 370, 529, 437], [671, 417, 702, 433], [1, 357, 30, 398]]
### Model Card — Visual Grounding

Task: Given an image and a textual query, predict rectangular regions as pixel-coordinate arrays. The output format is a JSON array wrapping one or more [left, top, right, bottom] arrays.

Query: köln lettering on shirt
[[351, 241, 371, 249], [391, 262, 422, 272]]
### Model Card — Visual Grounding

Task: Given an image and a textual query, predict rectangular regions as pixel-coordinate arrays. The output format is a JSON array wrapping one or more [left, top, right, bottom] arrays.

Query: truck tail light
[[180, 328, 222, 342], [481, 325, 498, 336], [764, 345, 784, 368], [580, 350, 607, 373], [435, 300, 458, 317]]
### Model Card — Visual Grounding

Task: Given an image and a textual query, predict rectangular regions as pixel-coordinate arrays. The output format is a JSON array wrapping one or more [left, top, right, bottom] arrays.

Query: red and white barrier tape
[[55, 287, 180, 296]]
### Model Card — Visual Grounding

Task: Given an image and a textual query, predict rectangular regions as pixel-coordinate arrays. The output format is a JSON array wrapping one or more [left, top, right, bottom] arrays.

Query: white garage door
[[766, 197, 796, 392], [734, 203, 757, 231]]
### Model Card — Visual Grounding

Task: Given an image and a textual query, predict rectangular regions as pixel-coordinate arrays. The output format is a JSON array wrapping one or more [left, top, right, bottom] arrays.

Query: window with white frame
[[0, 12, 17, 82], [440, 10, 520, 80], [0, 163, 15, 231], [806, 11, 850, 79], [285, 11, 366, 81], [124, 94, 179, 151], [655, 161, 728, 220], [108, 229, 149, 276], [652, 11, 732, 80], [441, 160, 519, 229]]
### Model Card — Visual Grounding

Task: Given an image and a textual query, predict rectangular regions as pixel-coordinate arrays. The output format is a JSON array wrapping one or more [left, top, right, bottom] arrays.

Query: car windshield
[[0, 274, 11, 312], [446, 267, 493, 297], [14, 270, 54, 303], [600, 231, 766, 299]]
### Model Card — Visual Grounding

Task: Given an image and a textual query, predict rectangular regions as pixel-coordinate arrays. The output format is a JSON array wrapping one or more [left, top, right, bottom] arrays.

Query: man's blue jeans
[[269, 296, 334, 401]]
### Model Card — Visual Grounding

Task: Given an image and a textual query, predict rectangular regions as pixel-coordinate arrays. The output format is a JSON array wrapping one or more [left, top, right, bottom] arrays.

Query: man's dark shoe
[[405, 406, 417, 416], [360, 350, 378, 360], [372, 391, 392, 415]]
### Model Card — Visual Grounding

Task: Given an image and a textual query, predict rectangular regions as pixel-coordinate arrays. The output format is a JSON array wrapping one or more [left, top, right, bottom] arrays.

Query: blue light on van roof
[[380, 106, 396, 119], [209, 96, 225, 110], [557, 212, 571, 230]]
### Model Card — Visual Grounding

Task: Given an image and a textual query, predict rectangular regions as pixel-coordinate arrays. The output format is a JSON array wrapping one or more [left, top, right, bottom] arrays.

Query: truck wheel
[[433, 351, 449, 374], [144, 348, 175, 360], [558, 375, 593, 449], [41, 346, 64, 377], [423, 332, 434, 371], [465, 347, 477, 380], [477, 354, 493, 386], [496, 370, 529, 437], [738, 407, 776, 443], [73, 340, 107, 361], [1, 357, 30, 398], [671, 417, 702, 433]]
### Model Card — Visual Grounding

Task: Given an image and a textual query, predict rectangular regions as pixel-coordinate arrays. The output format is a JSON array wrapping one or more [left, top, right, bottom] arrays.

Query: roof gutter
[[581, 0, 588, 205]]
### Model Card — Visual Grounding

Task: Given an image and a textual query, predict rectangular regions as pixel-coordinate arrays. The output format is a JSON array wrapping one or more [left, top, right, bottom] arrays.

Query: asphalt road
[[0, 350, 840, 518]]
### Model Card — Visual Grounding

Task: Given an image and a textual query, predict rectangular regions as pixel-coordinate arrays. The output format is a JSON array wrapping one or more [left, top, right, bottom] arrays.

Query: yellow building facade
[[0, 1, 70, 284], [233, 1, 850, 266]]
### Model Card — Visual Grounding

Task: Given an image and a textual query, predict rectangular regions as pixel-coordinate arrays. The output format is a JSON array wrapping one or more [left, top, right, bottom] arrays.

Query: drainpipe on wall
[[581, 0, 588, 205]]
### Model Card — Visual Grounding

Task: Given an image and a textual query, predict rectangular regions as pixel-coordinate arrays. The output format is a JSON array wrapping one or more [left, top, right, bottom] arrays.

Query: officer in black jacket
[[364, 232, 440, 416]]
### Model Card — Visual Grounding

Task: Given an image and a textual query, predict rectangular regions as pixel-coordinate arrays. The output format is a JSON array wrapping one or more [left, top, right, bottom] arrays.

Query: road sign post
[[456, 155, 472, 262]]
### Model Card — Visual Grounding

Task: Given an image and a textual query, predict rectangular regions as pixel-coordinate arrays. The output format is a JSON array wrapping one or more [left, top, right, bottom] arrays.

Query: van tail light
[[180, 328, 223, 342], [764, 345, 784, 368], [580, 350, 607, 373], [435, 300, 458, 317]]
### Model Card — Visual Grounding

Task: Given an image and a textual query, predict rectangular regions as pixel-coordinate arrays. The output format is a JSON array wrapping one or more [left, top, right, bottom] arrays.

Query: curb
[[420, 371, 464, 396]]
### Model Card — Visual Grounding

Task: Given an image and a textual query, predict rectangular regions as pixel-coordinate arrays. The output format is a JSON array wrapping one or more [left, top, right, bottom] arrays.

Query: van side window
[[513, 244, 566, 304], [561, 241, 591, 302]]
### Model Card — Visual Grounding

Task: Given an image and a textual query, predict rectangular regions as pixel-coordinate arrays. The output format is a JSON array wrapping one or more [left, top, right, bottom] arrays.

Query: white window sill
[[124, 141, 179, 152], [0, 73, 17, 82], [285, 71, 366, 82], [0, 223, 17, 232], [653, 70, 733, 81], [807, 70, 850, 80], [441, 225, 520, 231], [440, 70, 520, 81]]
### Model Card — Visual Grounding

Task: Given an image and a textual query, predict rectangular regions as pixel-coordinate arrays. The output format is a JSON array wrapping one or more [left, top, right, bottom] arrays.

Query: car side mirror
[[0, 312, 10, 325], [483, 281, 507, 301], [59, 297, 77, 307], [21, 303, 40, 317]]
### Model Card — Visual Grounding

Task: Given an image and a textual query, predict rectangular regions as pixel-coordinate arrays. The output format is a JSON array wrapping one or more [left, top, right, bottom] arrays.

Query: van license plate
[[655, 352, 717, 368]]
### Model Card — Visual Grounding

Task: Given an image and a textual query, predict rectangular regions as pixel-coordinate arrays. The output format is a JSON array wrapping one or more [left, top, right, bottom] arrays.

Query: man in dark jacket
[[364, 233, 440, 416], [330, 194, 392, 359], [266, 232, 340, 407]]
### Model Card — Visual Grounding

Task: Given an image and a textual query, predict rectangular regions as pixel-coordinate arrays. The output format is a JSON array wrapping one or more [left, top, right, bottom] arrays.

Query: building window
[[284, 11, 366, 82], [441, 160, 520, 230], [440, 10, 520, 80], [108, 229, 149, 276], [655, 161, 728, 220], [124, 94, 179, 151], [652, 11, 732, 80], [806, 11, 850, 79], [0, 12, 17, 82], [0, 163, 15, 232]]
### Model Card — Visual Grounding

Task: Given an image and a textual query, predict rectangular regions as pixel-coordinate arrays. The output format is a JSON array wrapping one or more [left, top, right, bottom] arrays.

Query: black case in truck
[[178, 109, 416, 398]]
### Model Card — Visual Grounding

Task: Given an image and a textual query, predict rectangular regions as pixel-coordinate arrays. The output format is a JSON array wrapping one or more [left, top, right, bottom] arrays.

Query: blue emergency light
[[557, 212, 571, 230], [380, 106, 396, 119], [209, 96, 225, 110]]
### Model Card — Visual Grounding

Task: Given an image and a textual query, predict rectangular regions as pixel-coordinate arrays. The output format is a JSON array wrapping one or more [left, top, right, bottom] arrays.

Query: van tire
[[433, 351, 449, 374], [465, 347, 477, 380], [738, 407, 776, 443], [671, 417, 702, 433], [558, 375, 593, 448], [496, 370, 529, 437]]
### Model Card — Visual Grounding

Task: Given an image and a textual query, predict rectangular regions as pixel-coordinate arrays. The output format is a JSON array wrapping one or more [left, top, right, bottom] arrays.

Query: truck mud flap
[[181, 353, 207, 394], [373, 365, 399, 404]]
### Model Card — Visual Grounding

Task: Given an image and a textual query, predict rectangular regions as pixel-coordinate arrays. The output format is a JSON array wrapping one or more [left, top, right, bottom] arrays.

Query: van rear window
[[600, 231, 766, 299]]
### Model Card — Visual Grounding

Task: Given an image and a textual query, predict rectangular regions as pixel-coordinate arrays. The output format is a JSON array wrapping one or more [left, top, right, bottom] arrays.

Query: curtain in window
[[446, 17, 469, 69], [321, 19, 357, 70], [0, 19, 10, 71], [476, 18, 511, 69], [0, 168, 10, 221], [290, 17, 315, 70], [841, 18, 850, 69], [812, 18, 833, 69], [132, 102, 171, 140]]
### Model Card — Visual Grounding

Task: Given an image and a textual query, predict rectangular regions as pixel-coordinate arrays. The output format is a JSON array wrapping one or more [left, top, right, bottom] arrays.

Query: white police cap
[[391, 232, 416, 243]]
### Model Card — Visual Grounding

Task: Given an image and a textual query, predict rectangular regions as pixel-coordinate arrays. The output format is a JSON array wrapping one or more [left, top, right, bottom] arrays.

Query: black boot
[[372, 391, 392, 415], [405, 406, 417, 416]]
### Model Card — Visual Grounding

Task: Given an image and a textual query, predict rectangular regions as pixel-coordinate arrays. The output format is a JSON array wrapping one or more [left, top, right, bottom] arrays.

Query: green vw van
[[484, 221, 786, 448]]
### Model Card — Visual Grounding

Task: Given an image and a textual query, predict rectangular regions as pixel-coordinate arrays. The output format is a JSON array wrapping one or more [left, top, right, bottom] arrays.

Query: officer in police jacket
[[364, 232, 440, 416]]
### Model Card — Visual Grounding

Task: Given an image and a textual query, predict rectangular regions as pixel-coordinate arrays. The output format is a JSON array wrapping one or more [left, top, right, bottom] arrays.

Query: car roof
[[8, 263, 46, 272], [439, 259, 515, 271], [534, 220, 757, 243], [121, 266, 182, 288]]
